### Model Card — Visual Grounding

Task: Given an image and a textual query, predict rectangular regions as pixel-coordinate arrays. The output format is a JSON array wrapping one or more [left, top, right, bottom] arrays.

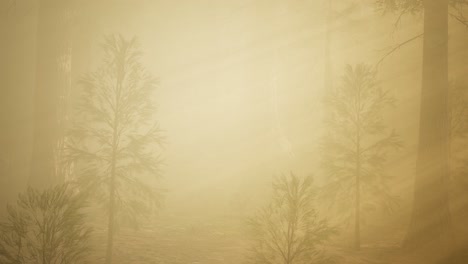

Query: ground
[[88, 214, 468, 264]]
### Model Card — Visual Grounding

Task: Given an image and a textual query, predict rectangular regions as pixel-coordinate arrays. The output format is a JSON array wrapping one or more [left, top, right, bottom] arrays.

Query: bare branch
[[376, 33, 423, 68], [450, 12, 468, 28], [391, 5, 412, 34]]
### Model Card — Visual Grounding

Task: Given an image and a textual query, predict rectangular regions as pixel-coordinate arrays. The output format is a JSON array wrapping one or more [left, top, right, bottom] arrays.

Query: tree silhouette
[[375, 0, 468, 252], [448, 81, 468, 217], [30, 0, 76, 189], [247, 173, 336, 264], [0, 184, 91, 264], [66, 35, 164, 264], [321, 64, 401, 250]]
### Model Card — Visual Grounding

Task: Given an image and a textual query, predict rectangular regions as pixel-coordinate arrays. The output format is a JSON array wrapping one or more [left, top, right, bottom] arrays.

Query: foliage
[[246, 173, 336, 264], [320, 64, 402, 224], [66, 35, 164, 264], [66, 34, 164, 228], [375, 0, 468, 31], [375, 0, 468, 16], [375, 0, 423, 15], [0, 184, 91, 264]]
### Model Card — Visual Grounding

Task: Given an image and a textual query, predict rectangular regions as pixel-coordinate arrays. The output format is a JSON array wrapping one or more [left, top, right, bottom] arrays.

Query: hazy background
[[1, 0, 468, 263]]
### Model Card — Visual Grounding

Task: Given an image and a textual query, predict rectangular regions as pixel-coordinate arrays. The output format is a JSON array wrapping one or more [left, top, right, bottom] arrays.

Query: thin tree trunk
[[324, 0, 333, 92], [405, 0, 452, 253], [105, 119, 118, 264], [106, 117, 118, 264], [355, 136, 361, 251], [355, 84, 361, 251], [106, 65, 123, 264], [30, 0, 73, 189], [106, 158, 116, 264]]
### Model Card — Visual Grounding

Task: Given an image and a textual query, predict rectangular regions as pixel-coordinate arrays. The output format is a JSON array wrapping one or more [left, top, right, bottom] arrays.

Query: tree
[[323, 0, 359, 92], [375, 0, 468, 252], [30, 0, 76, 189], [321, 64, 401, 250], [66, 35, 164, 264], [448, 81, 468, 218], [247, 173, 336, 264], [0, 184, 91, 264], [1, 0, 43, 213]]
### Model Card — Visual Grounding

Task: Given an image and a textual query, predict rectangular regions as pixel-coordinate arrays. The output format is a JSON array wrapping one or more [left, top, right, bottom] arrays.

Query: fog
[[1, 1, 468, 263]]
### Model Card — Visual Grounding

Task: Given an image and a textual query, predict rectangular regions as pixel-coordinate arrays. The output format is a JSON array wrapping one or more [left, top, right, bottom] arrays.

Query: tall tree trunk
[[30, 0, 73, 189], [355, 85, 361, 251], [0, 1, 13, 212], [1, 1, 38, 212], [106, 66, 123, 264], [355, 136, 361, 250], [405, 0, 452, 253], [324, 0, 333, 92], [106, 121, 118, 264], [106, 157, 116, 264]]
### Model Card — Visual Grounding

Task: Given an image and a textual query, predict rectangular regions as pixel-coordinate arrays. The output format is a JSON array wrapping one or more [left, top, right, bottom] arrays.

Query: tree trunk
[[405, 0, 452, 253], [1, 1, 38, 212], [355, 85, 361, 251], [324, 0, 333, 92], [355, 142, 361, 251], [106, 65, 123, 264], [105, 117, 118, 264], [29, 0, 73, 189], [105, 162, 116, 264]]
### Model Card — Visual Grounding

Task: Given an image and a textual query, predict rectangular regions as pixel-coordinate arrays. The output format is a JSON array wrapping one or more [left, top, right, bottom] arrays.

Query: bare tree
[[247, 173, 336, 264], [66, 35, 164, 264], [321, 64, 401, 250], [0, 184, 91, 264]]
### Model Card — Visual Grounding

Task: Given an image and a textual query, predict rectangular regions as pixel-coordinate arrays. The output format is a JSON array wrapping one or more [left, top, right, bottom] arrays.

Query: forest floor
[[94, 228, 244, 263], [89, 215, 248, 264], [87, 221, 404, 264], [87, 215, 468, 264]]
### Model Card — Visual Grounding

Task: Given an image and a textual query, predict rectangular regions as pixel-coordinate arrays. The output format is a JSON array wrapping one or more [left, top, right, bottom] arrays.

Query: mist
[[1, 1, 468, 263]]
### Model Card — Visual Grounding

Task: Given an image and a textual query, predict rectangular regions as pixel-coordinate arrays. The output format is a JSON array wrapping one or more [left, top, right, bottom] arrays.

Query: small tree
[[247, 173, 336, 264], [320, 64, 401, 250], [66, 35, 164, 264], [448, 81, 468, 215], [0, 184, 91, 264]]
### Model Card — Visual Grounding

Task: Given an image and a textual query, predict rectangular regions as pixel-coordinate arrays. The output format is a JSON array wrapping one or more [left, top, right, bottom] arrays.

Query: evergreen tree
[[66, 35, 164, 264], [321, 64, 401, 250], [247, 173, 336, 264]]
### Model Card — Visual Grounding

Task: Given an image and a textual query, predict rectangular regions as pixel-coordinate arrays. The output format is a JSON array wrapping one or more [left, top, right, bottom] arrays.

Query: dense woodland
[[1, 0, 468, 263]]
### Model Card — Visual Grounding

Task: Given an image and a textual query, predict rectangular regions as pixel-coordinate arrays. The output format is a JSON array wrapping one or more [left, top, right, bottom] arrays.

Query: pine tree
[[66, 35, 164, 264], [247, 173, 336, 264], [321, 64, 401, 250]]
